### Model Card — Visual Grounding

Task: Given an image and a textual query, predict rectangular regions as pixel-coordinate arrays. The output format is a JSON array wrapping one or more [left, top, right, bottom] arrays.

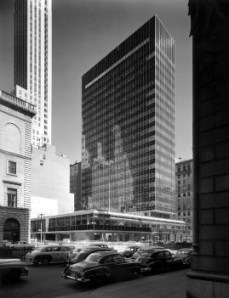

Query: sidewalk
[[56, 269, 188, 298]]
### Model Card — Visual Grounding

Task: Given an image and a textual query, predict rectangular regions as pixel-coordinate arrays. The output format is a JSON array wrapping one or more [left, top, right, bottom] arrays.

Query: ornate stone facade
[[187, 1, 229, 297], [0, 89, 35, 245]]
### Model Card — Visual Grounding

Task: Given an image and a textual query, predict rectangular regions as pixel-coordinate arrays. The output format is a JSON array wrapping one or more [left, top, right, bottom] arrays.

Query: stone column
[[187, 1, 229, 297]]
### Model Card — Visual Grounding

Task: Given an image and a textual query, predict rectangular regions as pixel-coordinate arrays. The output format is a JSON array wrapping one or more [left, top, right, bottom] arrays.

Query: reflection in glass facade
[[82, 16, 175, 218], [31, 210, 186, 242]]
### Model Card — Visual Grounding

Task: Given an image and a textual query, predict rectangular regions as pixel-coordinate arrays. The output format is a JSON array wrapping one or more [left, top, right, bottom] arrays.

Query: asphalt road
[[1, 263, 188, 298]]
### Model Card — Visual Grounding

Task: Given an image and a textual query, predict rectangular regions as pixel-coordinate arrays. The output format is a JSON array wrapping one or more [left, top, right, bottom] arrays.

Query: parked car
[[136, 249, 183, 274], [173, 248, 193, 267], [66, 246, 114, 266], [131, 246, 164, 260], [12, 241, 35, 250], [122, 246, 141, 258], [0, 258, 28, 284], [62, 251, 142, 284], [24, 245, 72, 265], [87, 243, 109, 249], [2, 240, 34, 250]]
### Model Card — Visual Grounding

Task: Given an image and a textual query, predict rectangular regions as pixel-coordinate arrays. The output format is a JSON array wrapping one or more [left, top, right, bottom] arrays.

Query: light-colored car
[[0, 258, 28, 283], [12, 241, 35, 250], [24, 245, 72, 265], [2, 240, 34, 250]]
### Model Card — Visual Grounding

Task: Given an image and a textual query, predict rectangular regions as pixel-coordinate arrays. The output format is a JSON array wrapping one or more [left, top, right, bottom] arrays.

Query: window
[[7, 188, 17, 208], [8, 161, 16, 175]]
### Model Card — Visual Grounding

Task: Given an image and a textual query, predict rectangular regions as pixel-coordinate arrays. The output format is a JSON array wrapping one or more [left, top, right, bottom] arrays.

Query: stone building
[[187, 1, 229, 297], [0, 89, 35, 245], [175, 159, 193, 242], [70, 161, 82, 211], [31, 144, 74, 218]]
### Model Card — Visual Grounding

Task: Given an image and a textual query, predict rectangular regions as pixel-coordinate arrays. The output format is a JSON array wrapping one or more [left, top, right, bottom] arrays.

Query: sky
[[0, 0, 192, 164]]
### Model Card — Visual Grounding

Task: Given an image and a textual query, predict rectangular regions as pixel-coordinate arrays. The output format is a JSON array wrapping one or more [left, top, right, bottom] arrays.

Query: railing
[[0, 89, 36, 113]]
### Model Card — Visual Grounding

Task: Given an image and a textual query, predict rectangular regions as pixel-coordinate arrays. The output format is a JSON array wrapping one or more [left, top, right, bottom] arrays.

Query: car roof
[[142, 249, 170, 254], [89, 250, 119, 257]]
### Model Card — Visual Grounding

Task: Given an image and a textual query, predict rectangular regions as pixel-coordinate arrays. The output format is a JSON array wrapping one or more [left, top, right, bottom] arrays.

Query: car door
[[61, 246, 71, 261], [50, 246, 62, 262]]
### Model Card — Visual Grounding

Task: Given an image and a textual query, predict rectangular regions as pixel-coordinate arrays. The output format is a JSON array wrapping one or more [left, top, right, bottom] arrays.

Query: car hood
[[174, 253, 190, 259], [0, 258, 24, 265]]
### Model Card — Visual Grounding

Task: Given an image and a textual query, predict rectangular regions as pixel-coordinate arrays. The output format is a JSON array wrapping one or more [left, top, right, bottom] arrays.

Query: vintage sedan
[[0, 258, 28, 284], [131, 246, 164, 260], [137, 249, 183, 274], [87, 243, 109, 249], [62, 251, 142, 283], [24, 245, 72, 265], [66, 246, 114, 265], [122, 246, 140, 258]]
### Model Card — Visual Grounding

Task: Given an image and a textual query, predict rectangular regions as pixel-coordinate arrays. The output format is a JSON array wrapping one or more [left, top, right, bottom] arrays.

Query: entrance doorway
[[3, 218, 20, 243]]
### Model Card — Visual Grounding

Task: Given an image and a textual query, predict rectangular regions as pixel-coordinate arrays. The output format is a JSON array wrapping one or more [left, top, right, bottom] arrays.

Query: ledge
[[187, 270, 229, 283]]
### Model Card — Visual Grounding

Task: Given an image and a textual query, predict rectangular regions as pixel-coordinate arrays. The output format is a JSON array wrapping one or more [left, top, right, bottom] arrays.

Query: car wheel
[[41, 258, 50, 265], [9, 269, 21, 282], [33, 259, 39, 266], [151, 263, 162, 274]]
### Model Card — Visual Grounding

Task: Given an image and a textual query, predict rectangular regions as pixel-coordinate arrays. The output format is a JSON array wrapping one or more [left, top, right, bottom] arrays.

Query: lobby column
[[187, 1, 229, 297]]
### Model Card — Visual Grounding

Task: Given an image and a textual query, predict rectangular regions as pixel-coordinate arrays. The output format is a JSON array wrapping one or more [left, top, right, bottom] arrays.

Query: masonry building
[[31, 144, 74, 218], [0, 89, 36, 245], [70, 161, 82, 211], [175, 159, 193, 242]]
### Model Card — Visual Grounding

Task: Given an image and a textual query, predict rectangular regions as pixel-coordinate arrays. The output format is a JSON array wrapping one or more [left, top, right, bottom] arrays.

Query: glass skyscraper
[[14, 0, 52, 147], [82, 16, 175, 218]]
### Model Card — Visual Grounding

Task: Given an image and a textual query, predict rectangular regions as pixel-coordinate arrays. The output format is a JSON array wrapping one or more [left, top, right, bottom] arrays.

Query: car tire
[[151, 262, 162, 274], [9, 269, 21, 282], [41, 257, 50, 265], [33, 259, 39, 266]]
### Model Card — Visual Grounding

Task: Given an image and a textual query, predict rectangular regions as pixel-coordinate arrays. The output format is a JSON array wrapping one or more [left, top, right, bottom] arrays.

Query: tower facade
[[82, 16, 175, 218], [14, 0, 52, 147]]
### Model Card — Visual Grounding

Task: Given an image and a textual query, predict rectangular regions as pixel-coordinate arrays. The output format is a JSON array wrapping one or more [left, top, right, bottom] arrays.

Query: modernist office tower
[[82, 16, 175, 218], [14, 0, 52, 147]]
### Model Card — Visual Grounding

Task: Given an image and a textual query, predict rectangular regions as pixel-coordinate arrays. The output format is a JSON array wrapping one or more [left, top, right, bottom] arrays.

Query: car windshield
[[86, 254, 102, 263]]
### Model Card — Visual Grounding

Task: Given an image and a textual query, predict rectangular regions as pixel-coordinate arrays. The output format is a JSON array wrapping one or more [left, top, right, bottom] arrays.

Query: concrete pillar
[[187, 1, 229, 297]]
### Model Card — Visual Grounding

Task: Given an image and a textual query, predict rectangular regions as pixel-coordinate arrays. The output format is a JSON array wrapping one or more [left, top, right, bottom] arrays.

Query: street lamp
[[38, 213, 44, 244]]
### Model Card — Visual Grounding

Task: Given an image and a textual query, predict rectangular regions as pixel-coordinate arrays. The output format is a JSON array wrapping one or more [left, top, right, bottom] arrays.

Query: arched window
[[2, 123, 21, 154], [3, 218, 20, 243]]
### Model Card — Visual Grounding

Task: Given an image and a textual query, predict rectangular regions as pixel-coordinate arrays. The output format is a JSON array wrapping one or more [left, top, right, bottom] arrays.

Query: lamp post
[[38, 213, 44, 244]]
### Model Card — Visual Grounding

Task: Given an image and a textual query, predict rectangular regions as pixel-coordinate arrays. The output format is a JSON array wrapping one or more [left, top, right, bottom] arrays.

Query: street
[[1, 263, 188, 298]]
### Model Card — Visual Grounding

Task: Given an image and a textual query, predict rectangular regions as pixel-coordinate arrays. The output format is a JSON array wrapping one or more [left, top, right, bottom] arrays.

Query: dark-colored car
[[0, 258, 28, 284], [87, 243, 109, 249], [131, 246, 164, 260], [62, 251, 142, 283], [173, 248, 193, 267], [66, 246, 114, 265], [122, 246, 140, 258], [137, 249, 182, 274]]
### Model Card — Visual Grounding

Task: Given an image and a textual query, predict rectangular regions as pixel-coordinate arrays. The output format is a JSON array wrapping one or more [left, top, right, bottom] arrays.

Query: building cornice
[[0, 149, 32, 161]]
